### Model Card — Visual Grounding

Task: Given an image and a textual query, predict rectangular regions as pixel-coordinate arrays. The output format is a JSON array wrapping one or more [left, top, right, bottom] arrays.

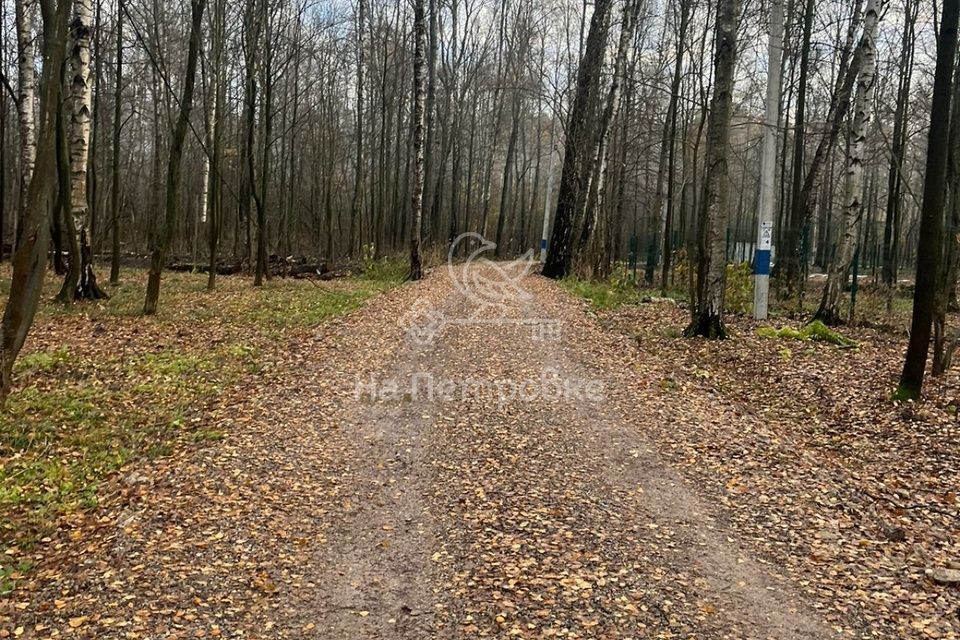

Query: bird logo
[[447, 233, 536, 310]]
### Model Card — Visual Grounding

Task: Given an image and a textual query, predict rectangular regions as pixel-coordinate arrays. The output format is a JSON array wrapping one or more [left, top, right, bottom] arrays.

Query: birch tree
[[15, 0, 37, 239], [684, 0, 739, 339], [253, 0, 275, 287], [814, 0, 882, 325], [577, 0, 643, 279], [2, 0, 73, 403], [542, 0, 614, 279], [782, 0, 864, 300], [58, 0, 108, 301], [205, 0, 226, 290], [410, 0, 426, 281]]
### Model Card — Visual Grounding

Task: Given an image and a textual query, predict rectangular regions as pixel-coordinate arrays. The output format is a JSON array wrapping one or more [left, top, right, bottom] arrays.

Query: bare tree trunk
[[58, 0, 108, 301], [609, 46, 639, 271], [423, 0, 439, 244], [56, 92, 75, 279], [349, 0, 366, 258], [496, 93, 521, 256], [0, 0, 6, 262], [685, 0, 739, 339], [253, 2, 273, 287], [897, 0, 959, 399], [464, 94, 479, 246], [542, 0, 614, 279], [239, 0, 262, 273], [578, 0, 642, 278], [932, 44, 960, 375], [89, 0, 102, 250], [780, 0, 814, 297], [15, 0, 37, 251], [2, 0, 72, 404], [143, 0, 206, 315], [206, 0, 225, 291], [109, 0, 123, 284], [882, 0, 917, 299], [783, 0, 864, 300], [814, 0, 880, 325], [653, 0, 692, 288], [410, 0, 426, 280]]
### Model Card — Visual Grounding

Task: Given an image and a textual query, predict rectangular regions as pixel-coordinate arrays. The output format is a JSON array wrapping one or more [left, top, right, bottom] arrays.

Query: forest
[[1, 0, 959, 636], [0, 0, 958, 394]]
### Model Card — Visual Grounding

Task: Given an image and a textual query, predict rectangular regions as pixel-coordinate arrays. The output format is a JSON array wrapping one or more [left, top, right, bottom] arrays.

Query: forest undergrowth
[[0, 263, 404, 594], [565, 275, 960, 638]]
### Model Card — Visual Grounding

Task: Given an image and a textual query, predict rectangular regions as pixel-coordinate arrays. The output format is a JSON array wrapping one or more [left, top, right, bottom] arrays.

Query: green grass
[[0, 343, 251, 529], [33, 265, 404, 329], [756, 320, 858, 348], [0, 558, 32, 595], [560, 277, 648, 310], [15, 348, 71, 374], [559, 272, 693, 312], [0, 264, 405, 564], [232, 282, 395, 330], [361, 255, 410, 283]]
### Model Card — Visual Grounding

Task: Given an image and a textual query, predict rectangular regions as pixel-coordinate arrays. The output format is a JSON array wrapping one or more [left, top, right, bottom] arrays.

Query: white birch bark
[[816, 0, 881, 324], [200, 83, 215, 225], [68, 0, 94, 242], [15, 0, 37, 219], [410, 0, 426, 280]]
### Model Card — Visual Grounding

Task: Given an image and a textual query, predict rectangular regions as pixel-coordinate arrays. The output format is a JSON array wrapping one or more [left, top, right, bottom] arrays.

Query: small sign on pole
[[759, 221, 773, 251], [753, 0, 783, 321]]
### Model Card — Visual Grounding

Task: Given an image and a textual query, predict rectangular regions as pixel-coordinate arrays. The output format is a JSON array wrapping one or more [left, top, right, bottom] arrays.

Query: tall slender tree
[[15, 0, 37, 247], [0, 0, 5, 262], [578, 0, 643, 278], [205, 0, 226, 290], [814, 0, 881, 325], [896, 0, 959, 399], [782, 0, 863, 301], [542, 0, 614, 279], [685, 0, 739, 338], [2, 0, 73, 403], [654, 0, 692, 290], [58, 0, 108, 301], [109, 0, 123, 284], [253, 0, 274, 287], [143, 0, 207, 314], [882, 0, 918, 296], [349, 0, 367, 258], [410, 0, 426, 280]]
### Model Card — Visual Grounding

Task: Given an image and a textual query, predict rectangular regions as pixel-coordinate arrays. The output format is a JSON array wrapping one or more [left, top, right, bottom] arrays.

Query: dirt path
[[395, 266, 834, 639], [9, 265, 843, 639]]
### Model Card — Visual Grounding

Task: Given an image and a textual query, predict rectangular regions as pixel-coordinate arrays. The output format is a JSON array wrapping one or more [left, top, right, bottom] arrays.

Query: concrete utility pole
[[540, 125, 557, 262], [754, 0, 784, 319]]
